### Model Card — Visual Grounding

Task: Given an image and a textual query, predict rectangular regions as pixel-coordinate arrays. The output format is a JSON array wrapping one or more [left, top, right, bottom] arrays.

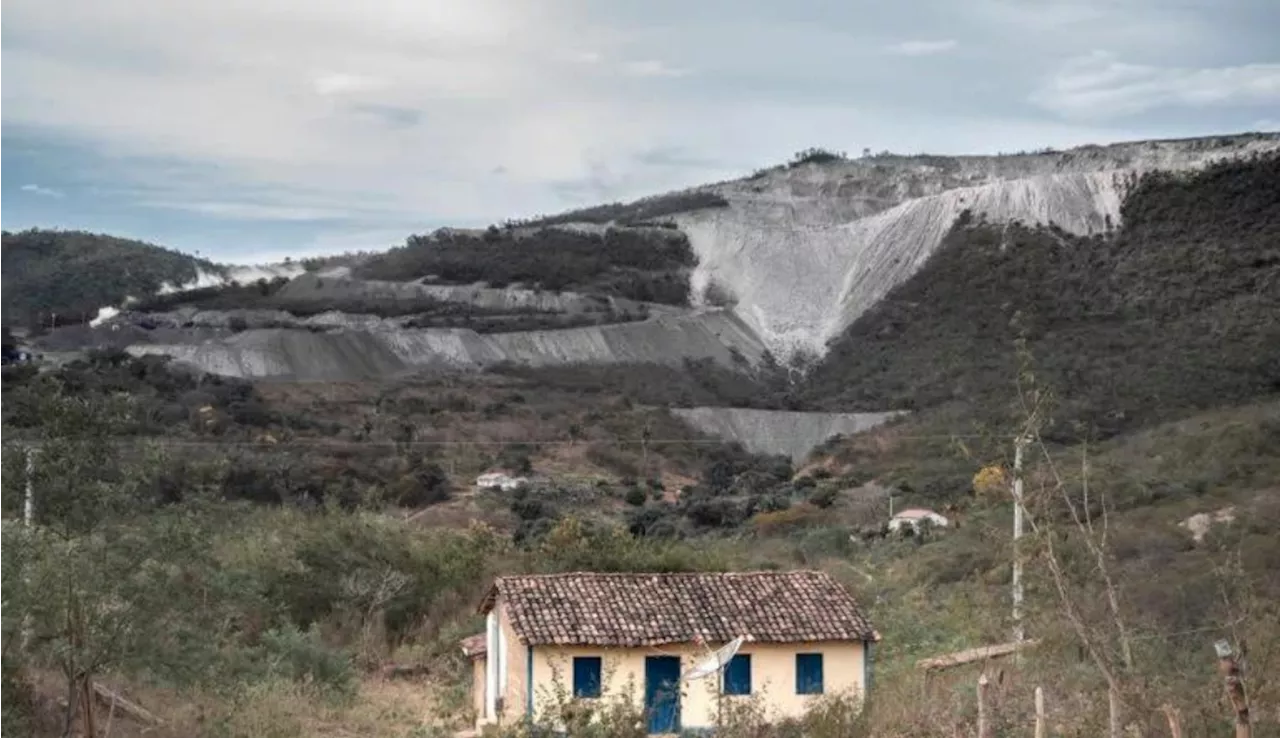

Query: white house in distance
[[888, 507, 950, 534], [474, 469, 529, 492]]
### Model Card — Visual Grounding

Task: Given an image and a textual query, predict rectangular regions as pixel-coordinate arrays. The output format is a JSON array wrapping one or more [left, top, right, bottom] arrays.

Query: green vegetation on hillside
[[4, 378, 1278, 737], [356, 226, 697, 305], [1, 229, 219, 328], [125, 278, 651, 333], [804, 152, 1280, 440], [513, 190, 729, 228]]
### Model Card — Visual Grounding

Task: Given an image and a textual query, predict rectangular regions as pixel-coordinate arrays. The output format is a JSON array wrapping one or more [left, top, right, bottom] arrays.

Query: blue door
[[644, 656, 681, 734]]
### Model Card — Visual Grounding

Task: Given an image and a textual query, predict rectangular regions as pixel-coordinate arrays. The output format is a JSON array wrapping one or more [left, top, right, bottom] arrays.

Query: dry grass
[[22, 670, 455, 738]]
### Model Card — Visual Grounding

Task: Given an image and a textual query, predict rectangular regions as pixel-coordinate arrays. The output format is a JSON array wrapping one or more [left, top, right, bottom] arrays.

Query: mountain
[[20, 133, 1280, 459], [1, 228, 222, 327]]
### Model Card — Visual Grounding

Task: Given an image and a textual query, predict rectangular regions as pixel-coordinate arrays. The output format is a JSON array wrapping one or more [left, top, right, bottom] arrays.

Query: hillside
[[5, 133, 1280, 737], [804, 151, 1280, 439], [1, 228, 221, 327]]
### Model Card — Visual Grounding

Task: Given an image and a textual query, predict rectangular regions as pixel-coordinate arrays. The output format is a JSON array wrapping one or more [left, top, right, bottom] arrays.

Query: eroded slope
[[674, 134, 1280, 357]]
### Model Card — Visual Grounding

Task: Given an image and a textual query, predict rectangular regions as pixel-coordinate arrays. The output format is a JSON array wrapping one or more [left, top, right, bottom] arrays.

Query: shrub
[[752, 504, 822, 535], [808, 487, 839, 509], [256, 625, 356, 697], [624, 486, 648, 506]]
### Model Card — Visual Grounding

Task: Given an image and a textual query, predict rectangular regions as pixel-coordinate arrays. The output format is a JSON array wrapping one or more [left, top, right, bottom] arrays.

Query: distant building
[[475, 470, 529, 492], [463, 570, 879, 734], [888, 508, 950, 534]]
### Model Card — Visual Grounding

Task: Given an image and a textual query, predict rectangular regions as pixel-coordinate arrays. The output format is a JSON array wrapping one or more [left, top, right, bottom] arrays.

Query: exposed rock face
[[126, 309, 766, 380], [675, 134, 1280, 358], [1179, 507, 1237, 544], [112, 133, 1279, 384], [671, 407, 905, 461]]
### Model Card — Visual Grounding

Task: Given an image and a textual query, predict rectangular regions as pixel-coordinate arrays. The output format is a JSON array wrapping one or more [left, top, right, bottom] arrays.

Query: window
[[796, 653, 824, 695], [573, 656, 602, 698], [723, 654, 752, 695]]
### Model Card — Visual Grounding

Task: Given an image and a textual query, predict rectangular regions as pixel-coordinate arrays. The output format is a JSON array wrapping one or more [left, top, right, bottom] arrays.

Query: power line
[[1, 431, 1005, 450]]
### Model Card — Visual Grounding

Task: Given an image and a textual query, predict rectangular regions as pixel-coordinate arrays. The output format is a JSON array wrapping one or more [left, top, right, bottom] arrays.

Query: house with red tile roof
[[460, 570, 878, 734]]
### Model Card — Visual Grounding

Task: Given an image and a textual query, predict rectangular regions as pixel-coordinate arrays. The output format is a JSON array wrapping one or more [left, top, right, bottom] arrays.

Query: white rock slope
[[126, 309, 765, 380], [675, 133, 1280, 358], [672, 407, 906, 461]]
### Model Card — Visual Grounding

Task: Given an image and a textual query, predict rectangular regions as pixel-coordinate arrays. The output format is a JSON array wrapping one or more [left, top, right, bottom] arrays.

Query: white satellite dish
[[681, 635, 746, 682]]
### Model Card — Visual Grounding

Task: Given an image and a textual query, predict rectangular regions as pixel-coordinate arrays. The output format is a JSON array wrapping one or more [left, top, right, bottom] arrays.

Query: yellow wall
[[499, 603, 530, 722], [527, 639, 865, 729], [470, 656, 485, 724]]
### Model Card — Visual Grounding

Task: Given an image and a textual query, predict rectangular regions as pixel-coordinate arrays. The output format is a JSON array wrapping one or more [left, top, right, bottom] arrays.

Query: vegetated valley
[[3, 145, 1279, 738]]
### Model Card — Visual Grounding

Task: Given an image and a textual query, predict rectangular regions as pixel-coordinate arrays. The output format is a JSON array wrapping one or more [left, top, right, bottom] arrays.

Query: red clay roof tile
[[479, 570, 877, 647]]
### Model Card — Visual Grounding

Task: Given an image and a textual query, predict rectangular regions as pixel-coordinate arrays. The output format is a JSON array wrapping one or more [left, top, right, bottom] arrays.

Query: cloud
[[888, 40, 958, 56], [139, 200, 353, 221], [562, 50, 602, 65], [2, 0, 1277, 258], [313, 73, 388, 96], [622, 60, 688, 78], [1032, 51, 1280, 119], [20, 183, 65, 198]]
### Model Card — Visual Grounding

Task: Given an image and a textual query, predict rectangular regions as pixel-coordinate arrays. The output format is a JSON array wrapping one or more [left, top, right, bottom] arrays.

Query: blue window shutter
[[723, 654, 752, 695], [573, 657, 602, 698], [796, 653, 824, 695]]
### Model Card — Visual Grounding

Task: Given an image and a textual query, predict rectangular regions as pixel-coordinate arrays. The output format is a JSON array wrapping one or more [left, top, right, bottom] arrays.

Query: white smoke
[[89, 262, 307, 327]]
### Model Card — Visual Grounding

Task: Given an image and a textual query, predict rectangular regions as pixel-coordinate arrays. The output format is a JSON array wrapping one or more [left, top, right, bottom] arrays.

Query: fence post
[[1035, 686, 1046, 738], [977, 673, 990, 738]]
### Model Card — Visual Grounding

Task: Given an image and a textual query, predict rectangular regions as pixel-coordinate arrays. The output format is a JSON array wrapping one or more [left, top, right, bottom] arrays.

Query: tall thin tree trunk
[[62, 673, 79, 738], [81, 675, 97, 737]]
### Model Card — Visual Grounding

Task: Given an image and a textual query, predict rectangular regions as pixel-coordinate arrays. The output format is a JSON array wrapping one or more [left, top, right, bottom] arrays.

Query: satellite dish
[[681, 635, 746, 682]]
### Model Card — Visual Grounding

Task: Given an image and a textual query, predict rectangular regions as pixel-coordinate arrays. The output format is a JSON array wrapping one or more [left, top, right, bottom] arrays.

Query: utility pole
[[20, 445, 35, 653], [1012, 435, 1026, 648], [24, 445, 35, 526]]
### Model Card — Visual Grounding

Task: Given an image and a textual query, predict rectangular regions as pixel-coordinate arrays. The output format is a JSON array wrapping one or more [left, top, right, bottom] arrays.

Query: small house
[[462, 570, 879, 734], [888, 507, 950, 534], [475, 469, 529, 492]]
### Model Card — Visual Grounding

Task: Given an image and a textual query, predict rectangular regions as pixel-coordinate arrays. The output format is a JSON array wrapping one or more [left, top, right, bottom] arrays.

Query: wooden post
[[1215, 640, 1251, 738], [1162, 704, 1183, 738], [1035, 686, 1046, 738], [977, 673, 990, 738], [1108, 685, 1121, 738], [1012, 436, 1026, 650]]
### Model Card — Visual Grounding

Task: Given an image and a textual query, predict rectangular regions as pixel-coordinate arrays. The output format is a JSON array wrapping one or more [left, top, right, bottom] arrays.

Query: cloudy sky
[[3, 0, 1278, 263]]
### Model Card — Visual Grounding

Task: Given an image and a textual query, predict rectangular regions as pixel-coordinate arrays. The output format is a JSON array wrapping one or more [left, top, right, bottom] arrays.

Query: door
[[644, 656, 681, 734]]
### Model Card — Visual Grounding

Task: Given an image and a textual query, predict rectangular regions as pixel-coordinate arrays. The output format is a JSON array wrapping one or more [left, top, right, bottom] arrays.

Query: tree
[[1, 392, 226, 735]]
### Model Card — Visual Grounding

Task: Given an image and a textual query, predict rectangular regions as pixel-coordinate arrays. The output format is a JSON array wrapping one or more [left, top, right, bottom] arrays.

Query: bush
[[808, 487, 839, 509], [390, 462, 451, 507], [0, 658, 35, 738], [624, 486, 648, 506], [257, 625, 356, 697]]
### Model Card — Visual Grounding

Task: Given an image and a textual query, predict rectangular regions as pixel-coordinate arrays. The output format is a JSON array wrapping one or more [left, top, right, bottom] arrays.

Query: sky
[[3, 0, 1278, 264]]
